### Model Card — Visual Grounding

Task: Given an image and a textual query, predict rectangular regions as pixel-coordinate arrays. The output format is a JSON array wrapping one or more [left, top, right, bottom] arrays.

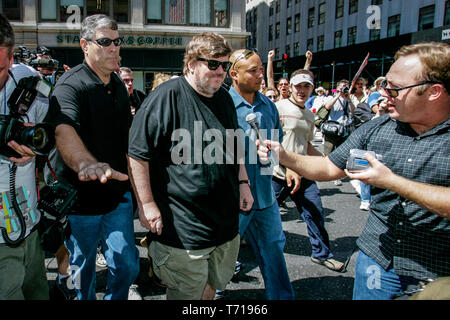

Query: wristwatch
[[239, 180, 250, 187]]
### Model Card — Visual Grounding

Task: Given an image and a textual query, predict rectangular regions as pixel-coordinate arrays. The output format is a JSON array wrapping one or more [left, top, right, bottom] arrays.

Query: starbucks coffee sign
[[56, 34, 184, 47]]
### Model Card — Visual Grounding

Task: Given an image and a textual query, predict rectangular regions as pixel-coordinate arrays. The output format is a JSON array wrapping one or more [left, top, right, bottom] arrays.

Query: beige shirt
[[273, 98, 315, 180]]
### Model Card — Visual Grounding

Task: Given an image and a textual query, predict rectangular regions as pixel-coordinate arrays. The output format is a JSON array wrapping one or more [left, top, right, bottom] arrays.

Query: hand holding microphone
[[245, 113, 278, 166]]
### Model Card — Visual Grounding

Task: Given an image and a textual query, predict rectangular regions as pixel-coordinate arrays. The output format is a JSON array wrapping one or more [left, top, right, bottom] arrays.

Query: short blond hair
[[152, 73, 171, 91], [183, 32, 232, 75], [395, 42, 450, 93]]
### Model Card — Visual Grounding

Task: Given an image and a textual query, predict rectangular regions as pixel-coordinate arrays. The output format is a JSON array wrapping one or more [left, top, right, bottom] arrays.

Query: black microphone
[[245, 113, 277, 166]]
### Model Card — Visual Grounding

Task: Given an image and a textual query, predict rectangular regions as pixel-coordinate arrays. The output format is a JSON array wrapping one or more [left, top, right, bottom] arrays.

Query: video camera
[[13, 46, 37, 64], [346, 149, 383, 172], [0, 76, 55, 158]]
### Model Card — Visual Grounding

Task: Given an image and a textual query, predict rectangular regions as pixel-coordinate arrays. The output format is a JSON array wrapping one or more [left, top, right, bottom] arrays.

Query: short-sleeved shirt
[[229, 87, 283, 210], [128, 76, 240, 250], [0, 64, 49, 243], [273, 98, 315, 180], [329, 114, 450, 280], [48, 61, 132, 215]]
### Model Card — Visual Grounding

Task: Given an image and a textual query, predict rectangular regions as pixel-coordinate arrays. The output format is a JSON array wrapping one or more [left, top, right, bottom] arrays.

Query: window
[[336, 0, 344, 19], [276, 0, 280, 13], [371, 0, 382, 5], [370, 28, 380, 41], [294, 14, 300, 32], [39, 0, 129, 23], [294, 42, 299, 56], [269, 1, 273, 16], [147, 0, 162, 23], [307, 38, 314, 51], [286, 17, 292, 35], [145, 0, 228, 27], [334, 30, 342, 48], [387, 14, 400, 37], [418, 5, 435, 31], [295, 0, 300, 4], [445, 0, 450, 26], [287, 0, 292, 8], [347, 26, 357, 45], [308, 7, 315, 28], [269, 25, 273, 41], [276, 22, 280, 39], [285, 45, 291, 57], [318, 3, 325, 25], [1, 0, 22, 21], [317, 35, 324, 51], [349, 0, 358, 15]]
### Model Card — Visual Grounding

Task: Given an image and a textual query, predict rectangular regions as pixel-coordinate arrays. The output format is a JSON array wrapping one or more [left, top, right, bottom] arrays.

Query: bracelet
[[239, 180, 250, 187]]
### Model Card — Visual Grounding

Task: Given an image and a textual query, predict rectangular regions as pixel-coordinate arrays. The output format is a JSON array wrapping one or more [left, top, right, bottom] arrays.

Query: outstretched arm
[[55, 124, 128, 183], [267, 50, 275, 89], [346, 153, 450, 218]]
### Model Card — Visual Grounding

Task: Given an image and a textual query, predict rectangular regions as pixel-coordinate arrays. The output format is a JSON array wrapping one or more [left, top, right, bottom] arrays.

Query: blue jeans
[[353, 251, 420, 300], [65, 192, 140, 300], [360, 181, 371, 203], [272, 177, 332, 260], [239, 201, 295, 300]]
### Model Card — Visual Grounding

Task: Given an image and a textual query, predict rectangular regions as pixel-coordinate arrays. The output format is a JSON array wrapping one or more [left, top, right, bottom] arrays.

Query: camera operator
[[321, 79, 356, 185], [0, 13, 49, 300], [257, 41, 450, 300]]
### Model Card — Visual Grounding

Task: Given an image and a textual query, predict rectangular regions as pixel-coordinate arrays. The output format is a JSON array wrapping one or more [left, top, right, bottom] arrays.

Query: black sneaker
[[54, 276, 77, 300]]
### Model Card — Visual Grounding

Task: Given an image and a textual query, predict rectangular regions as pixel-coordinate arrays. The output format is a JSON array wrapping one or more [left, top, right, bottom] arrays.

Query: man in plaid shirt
[[257, 42, 449, 300]]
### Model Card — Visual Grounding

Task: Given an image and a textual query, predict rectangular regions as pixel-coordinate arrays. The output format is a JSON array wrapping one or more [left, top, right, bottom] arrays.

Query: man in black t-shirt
[[128, 32, 253, 300], [49, 14, 139, 300]]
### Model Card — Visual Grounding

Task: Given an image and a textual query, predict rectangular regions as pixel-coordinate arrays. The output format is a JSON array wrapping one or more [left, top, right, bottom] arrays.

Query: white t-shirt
[[0, 64, 49, 243], [273, 98, 315, 180]]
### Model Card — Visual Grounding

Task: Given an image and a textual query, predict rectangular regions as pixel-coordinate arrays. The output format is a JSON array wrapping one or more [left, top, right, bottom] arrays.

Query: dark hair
[[0, 13, 15, 54]]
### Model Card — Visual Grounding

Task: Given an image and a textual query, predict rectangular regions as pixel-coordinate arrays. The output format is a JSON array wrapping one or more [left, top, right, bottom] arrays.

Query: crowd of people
[[0, 12, 448, 301]]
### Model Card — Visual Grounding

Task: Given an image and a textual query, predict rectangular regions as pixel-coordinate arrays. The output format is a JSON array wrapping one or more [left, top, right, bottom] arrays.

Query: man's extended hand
[[139, 202, 163, 235], [256, 139, 283, 164], [78, 161, 129, 183], [7, 140, 36, 163], [345, 152, 394, 189]]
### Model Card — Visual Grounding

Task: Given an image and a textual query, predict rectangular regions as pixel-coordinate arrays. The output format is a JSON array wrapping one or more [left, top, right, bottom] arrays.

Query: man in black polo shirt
[[257, 42, 450, 300], [49, 14, 139, 300], [127, 32, 253, 300]]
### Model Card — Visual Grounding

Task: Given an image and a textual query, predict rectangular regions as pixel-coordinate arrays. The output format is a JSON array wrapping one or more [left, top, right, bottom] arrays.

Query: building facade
[[246, 0, 450, 88], [1, 0, 248, 92]]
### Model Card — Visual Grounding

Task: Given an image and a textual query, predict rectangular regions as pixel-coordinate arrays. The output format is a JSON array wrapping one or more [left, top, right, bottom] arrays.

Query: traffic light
[[282, 53, 288, 73]]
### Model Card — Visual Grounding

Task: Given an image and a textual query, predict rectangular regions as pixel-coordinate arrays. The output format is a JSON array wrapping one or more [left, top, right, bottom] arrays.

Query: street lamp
[[331, 61, 335, 90]]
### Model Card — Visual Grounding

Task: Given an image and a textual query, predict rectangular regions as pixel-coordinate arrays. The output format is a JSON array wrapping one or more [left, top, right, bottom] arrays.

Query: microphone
[[245, 113, 277, 166]]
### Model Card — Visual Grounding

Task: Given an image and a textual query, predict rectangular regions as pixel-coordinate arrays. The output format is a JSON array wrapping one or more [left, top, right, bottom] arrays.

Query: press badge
[[0, 186, 36, 236]]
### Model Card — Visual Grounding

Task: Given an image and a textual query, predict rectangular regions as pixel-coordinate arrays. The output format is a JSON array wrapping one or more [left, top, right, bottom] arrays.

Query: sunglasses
[[229, 49, 255, 70], [379, 79, 439, 98], [197, 58, 232, 71], [91, 37, 123, 47], [267, 95, 278, 99]]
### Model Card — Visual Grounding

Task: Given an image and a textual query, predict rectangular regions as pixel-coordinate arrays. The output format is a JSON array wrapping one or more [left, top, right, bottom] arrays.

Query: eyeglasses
[[267, 95, 278, 100], [379, 79, 439, 98], [197, 58, 232, 71], [229, 49, 255, 70], [91, 37, 123, 47], [279, 82, 289, 87]]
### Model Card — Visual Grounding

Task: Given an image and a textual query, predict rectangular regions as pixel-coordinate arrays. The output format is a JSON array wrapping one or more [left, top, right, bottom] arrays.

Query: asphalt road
[[45, 137, 370, 301]]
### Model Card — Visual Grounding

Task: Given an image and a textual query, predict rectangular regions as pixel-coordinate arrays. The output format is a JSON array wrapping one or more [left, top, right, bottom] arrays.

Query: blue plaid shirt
[[229, 87, 283, 210], [329, 115, 450, 280]]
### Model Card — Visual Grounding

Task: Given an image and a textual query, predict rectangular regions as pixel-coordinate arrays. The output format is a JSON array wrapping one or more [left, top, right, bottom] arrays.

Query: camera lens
[[16, 123, 55, 155]]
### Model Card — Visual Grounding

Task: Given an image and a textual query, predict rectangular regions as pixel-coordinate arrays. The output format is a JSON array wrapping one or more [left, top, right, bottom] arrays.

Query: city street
[[45, 137, 370, 301]]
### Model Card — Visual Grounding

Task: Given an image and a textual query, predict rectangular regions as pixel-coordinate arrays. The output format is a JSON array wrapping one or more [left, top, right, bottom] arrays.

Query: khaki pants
[[149, 235, 240, 300], [0, 230, 49, 300]]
